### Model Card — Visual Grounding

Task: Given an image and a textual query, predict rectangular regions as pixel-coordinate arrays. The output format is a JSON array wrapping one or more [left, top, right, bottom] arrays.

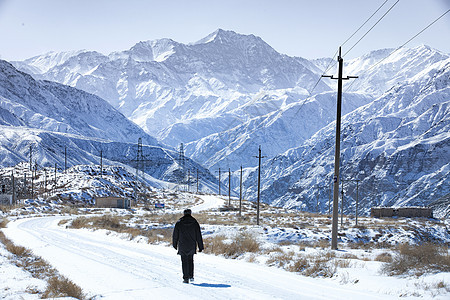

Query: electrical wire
[[342, 0, 400, 58], [344, 8, 450, 93], [307, 0, 393, 96]]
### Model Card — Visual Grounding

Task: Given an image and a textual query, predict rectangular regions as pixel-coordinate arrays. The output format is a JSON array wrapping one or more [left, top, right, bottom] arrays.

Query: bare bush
[[266, 251, 295, 268], [70, 216, 89, 229], [145, 228, 172, 244], [203, 235, 227, 255], [43, 275, 85, 299], [375, 252, 393, 263], [381, 243, 450, 276], [303, 254, 336, 278], [203, 231, 260, 258], [0, 217, 8, 228]]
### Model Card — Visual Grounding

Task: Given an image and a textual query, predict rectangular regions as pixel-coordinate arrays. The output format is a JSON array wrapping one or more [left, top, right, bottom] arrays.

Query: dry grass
[[381, 243, 450, 276], [375, 252, 393, 263], [43, 275, 85, 299], [0, 217, 8, 228], [0, 231, 85, 299], [144, 228, 172, 244], [69, 214, 173, 244], [203, 231, 260, 258]]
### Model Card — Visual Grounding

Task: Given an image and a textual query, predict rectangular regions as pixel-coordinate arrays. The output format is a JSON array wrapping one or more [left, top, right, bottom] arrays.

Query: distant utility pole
[[100, 150, 103, 178], [322, 47, 357, 250], [29, 145, 32, 171], [254, 146, 265, 226], [215, 168, 221, 196], [341, 180, 344, 227], [239, 165, 243, 217], [54, 163, 57, 194], [196, 169, 199, 194], [11, 170, 15, 205], [228, 168, 231, 206]]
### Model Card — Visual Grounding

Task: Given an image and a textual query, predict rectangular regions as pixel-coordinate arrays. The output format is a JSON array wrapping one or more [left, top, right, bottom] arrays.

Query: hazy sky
[[0, 0, 449, 61]]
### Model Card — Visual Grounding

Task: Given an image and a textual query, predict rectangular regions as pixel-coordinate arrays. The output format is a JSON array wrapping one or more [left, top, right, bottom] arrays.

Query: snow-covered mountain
[[12, 31, 449, 172], [0, 60, 217, 189], [0, 60, 157, 145], [8, 30, 449, 213], [11, 30, 330, 147], [242, 58, 450, 213]]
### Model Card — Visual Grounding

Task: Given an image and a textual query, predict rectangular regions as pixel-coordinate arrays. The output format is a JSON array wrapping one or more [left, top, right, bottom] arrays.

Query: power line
[[341, 0, 390, 49], [344, 8, 450, 93], [307, 0, 393, 96], [342, 0, 400, 58]]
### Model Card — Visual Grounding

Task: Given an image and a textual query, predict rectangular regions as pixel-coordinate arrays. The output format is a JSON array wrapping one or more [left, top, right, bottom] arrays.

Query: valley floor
[[1, 195, 449, 299]]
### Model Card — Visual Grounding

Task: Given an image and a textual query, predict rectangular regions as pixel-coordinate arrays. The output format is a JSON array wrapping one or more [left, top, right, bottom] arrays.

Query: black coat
[[172, 215, 204, 256]]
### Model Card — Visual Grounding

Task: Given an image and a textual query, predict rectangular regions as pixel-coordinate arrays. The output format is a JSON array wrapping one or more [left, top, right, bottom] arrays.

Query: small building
[[95, 196, 130, 209], [371, 207, 433, 218]]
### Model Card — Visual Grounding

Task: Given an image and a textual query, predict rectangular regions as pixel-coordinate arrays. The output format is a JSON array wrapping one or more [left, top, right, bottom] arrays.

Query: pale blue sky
[[0, 0, 448, 61]]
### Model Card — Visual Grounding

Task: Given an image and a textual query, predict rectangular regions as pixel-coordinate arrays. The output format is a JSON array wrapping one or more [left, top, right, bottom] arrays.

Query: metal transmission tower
[[177, 143, 187, 190], [322, 47, 357, 250], [130, 138, 151, 201]]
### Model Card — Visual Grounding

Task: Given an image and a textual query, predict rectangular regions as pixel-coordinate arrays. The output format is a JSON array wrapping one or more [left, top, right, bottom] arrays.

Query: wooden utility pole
[[254, 146, 265, 226], [196, 169, 199, 193], [29, 146, 32, 171], [322, 47, 357, 250], [239, 165, 243, 217], [341, 180, 344, 227], [228, 168, 231, 206], [11, 170, 15, 205], [356, 179, 359, 226], [100, 150, 103, 178], [54, 163, 57, 195], [64, 147, 67, 173]]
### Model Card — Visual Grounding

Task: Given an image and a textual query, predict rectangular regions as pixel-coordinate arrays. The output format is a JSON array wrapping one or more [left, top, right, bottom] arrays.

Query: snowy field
[[1, 194, 449, 299]]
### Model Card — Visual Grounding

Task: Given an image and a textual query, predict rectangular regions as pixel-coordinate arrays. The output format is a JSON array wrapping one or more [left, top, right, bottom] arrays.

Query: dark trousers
[[180, 254, 194, 279]]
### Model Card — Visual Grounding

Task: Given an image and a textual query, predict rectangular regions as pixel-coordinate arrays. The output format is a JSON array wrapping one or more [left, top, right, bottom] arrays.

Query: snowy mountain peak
[[194, 29, 268, 49]]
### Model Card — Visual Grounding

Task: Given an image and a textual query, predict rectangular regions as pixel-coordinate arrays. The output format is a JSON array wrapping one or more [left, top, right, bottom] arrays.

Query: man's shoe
[[189, 277, 194, 282], [183, 278, 189, 284]]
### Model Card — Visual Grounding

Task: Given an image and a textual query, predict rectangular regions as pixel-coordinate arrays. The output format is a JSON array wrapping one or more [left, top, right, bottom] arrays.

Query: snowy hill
[[0, 60, 218, 189], [0, 60, 157, 145], [242, 58, 450, 213]]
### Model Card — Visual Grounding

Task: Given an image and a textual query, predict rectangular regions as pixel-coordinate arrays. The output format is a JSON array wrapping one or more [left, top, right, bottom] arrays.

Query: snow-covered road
[[3, 215, 397, 300]]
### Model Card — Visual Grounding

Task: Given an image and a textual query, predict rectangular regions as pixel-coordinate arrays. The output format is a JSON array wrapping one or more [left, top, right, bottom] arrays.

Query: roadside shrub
[[92, 215, 123, 230], [203, 231, 260, 258], [0, 231, 85, 298], [0, 217, 8, 228], [288, 256, 309, 273], [43, 275, 85, 299], [145, 228, 172, 244], [227, 231, 260, 258], [303, 254, 336, 278], [375, 252, 393, 263], [70, 216, 89, 229], [381, 243, 450, 276], [203, 235, 228, 256], [266, 251, 295, 268]]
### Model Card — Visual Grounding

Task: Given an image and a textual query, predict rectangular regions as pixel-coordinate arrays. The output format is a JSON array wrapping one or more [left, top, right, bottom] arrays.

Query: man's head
[[183, 209, 192, 216]]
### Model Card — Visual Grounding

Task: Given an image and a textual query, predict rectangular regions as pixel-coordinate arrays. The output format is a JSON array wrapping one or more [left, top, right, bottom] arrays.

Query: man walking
[[172, 208, 204, 283]]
